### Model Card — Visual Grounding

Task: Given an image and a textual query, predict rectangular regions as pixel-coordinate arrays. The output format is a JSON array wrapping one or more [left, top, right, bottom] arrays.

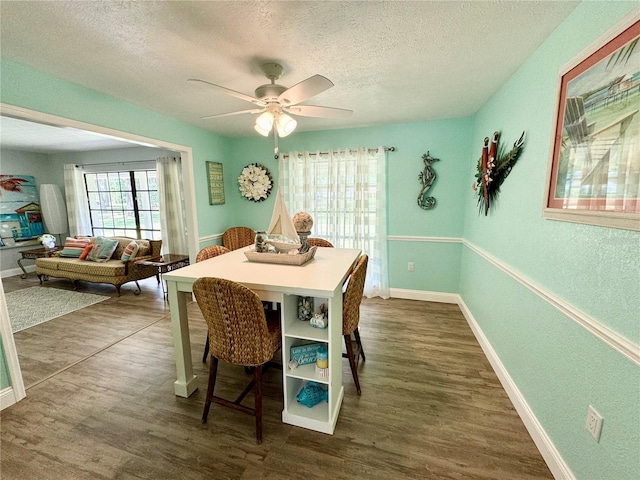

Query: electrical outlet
[[408, 262, 414, 272], [586, 405, 603, 442]]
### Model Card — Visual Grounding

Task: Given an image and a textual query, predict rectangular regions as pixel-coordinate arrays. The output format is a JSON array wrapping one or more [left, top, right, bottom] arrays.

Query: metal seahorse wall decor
[[417, 151, 440, 210]]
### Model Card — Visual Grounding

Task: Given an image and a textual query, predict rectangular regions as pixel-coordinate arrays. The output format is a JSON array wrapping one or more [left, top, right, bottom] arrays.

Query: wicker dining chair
[[193, 277, 282, 445], [222, 226, 256, 251], [307, 237, 334, 248], [196, 245, 230, 263], [342, 254, 368, 395], [196, 245, 231, 362]]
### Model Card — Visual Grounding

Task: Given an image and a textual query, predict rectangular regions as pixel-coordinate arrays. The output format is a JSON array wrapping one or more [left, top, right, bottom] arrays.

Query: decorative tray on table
[[244, 246, 317, 266]]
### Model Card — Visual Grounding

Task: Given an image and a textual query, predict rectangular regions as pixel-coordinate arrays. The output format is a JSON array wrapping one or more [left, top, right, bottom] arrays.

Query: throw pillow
[[79, 244, 94, 260], [87, 236, 119, 263], [121, 240, 140, 262], [136, 240, 151, 257], [59, 237, 91, 258]]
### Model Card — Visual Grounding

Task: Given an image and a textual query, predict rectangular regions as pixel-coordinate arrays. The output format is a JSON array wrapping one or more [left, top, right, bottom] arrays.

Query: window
[[280, 147, 389, 298], [84, 170, 161, 239]]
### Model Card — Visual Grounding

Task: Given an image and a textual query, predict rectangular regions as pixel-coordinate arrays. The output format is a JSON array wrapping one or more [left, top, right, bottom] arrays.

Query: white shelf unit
[[281, 293, 344, 434]]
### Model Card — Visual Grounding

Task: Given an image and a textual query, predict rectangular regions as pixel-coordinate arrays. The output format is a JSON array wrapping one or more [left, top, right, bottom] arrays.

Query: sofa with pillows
[[35, 236, 162, 295]]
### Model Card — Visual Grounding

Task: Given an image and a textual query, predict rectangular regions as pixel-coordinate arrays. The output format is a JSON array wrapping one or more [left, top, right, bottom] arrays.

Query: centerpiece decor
[[292, 211, 313, 253], [473, 131, 525, 215], [244, 187, 318, 265], [238, 163, 273, 202]]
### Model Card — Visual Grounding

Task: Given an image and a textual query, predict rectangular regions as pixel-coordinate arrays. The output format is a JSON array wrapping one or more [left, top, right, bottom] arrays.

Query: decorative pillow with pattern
[[136, 240, 151, 257], [121, 241, 140, 262], [87, 236, 119, 262], [59, 237, 91, 258], [79, 244, 94, 260]]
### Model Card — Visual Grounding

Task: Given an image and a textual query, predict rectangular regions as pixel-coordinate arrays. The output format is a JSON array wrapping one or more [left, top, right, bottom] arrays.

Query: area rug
[[6, 287, 109, 333]]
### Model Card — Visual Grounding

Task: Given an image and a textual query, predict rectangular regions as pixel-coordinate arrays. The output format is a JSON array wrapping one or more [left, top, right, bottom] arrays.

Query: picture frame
[[543, 14, 640, 231], [206, 161, 225, 205]]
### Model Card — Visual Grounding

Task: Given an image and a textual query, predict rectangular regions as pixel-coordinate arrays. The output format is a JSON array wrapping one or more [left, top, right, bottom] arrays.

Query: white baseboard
[[456, 298, 575, 480], [390, 287, 459, 304], [1, 265, 34, 279], [0, 387, 18, 410]]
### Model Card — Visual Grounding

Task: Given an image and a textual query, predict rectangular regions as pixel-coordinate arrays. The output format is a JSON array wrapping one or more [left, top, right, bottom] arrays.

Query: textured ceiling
[[0, 1, 579, 141]]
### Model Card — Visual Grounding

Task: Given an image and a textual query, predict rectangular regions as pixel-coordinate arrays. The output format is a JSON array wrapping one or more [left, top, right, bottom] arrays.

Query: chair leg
[[344, 334, 362, 395], [202, 356, 219, 423], [202, 336, 210, 363], [254, 364, 263, 444], [354, 328, 365, 362]]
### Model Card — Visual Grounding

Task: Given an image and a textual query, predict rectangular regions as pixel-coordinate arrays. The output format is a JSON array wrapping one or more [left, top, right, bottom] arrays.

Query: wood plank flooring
[[1, 274, 553, 479]]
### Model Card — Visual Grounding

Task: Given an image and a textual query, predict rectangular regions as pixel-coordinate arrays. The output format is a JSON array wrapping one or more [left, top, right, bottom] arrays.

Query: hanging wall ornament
[[238, 163, 273, 202], [417, 151, 440, 210], [473, 131, 525, 215]]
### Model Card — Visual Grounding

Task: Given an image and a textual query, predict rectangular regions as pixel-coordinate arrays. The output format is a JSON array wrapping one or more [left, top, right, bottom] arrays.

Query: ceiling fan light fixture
[[275, 113, 297, 137], [255, 111, 274, 135], [254, 123, 271, 137]]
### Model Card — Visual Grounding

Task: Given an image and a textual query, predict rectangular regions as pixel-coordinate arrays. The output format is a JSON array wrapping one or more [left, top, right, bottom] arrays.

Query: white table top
[[163, 246, 361, 297]]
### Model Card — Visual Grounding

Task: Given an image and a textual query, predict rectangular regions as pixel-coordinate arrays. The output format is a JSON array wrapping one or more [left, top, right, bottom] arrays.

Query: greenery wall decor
[[473, 131, 525, 215]]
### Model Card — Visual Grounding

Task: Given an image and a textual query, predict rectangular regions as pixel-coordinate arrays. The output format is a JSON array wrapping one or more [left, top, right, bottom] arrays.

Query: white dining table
[[163, 245, 361, 434]]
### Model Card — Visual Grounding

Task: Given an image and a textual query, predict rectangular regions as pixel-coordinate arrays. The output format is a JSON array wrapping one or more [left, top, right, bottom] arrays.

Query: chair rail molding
[[199, 233, 224, 245], [462, 239, 640, 367], [386, 234, 639, 366], [387, 235, 462, 243]]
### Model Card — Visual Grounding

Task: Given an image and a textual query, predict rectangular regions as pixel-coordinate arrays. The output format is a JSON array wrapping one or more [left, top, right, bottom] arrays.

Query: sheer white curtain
[[156, 156, 188, 255], [280, 147, 389, 299], [63, 164, 92, 236]]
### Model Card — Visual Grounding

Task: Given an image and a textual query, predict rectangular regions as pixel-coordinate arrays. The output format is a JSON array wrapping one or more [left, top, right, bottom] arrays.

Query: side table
[[18, 247, 58, 279], [135, 254, 190, 298]]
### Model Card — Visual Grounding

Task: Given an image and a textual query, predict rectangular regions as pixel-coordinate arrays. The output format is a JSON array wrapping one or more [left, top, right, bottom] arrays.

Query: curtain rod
[[75, 158, 166, 168], [279, 146, 395, 160]]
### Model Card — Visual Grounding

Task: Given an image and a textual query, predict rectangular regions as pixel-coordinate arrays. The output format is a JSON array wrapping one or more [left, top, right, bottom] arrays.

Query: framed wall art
[[206, 161, 225, 205], [544, 15, 640, 231], [0, 174, 44, 245]]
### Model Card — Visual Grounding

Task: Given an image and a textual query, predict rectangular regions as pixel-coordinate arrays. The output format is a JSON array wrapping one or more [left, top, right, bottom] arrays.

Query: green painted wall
[[460, 3, 639, 479], [1, 6, 639, 479], [0, 58, 233, 241], [0, 340, 11, 389], [229, 118, 473, 294]]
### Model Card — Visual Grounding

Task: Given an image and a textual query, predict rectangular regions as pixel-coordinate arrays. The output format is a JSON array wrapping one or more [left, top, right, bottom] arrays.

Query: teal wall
[[1, 4, 639, 478], [0, 58, 233, 241], [0, 341, 10, 389], [228, 118, 473, 293], [460, 3, 639, 480]]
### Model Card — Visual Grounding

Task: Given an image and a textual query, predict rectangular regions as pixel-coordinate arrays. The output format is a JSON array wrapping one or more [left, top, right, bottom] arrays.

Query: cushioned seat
[[35, 236, 161, 295], [56, 259, 127, 276]]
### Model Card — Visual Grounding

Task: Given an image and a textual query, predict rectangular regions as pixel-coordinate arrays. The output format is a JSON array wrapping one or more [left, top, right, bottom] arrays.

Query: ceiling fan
[[188, 63, 352, 152]]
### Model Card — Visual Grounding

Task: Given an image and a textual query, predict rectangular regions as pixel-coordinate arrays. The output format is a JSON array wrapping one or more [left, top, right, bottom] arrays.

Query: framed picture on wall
[[206, 161, 225, 205], [543, 15, 640, 231]]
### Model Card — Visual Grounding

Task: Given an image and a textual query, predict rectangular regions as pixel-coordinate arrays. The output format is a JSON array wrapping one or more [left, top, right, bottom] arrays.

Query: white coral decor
[[238, 164, 272, 202]]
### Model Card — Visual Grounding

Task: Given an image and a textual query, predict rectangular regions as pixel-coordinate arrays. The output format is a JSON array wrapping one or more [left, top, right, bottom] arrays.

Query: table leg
[[167, 279, 198, 397], [17, 258, 28, 279]]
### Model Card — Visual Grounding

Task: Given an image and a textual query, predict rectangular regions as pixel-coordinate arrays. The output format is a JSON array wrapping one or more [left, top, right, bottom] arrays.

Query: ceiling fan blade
[[201, 108, 265, 120], [278, 74, 334, 106], [187, 79, 265, 106], [286, 105, 353, 119]]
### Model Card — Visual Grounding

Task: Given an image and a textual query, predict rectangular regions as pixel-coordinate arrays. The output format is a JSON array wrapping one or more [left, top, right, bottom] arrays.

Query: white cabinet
[[280, 292, 344, 434]]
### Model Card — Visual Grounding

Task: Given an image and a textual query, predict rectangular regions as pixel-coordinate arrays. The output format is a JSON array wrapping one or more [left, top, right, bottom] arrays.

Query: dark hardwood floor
[[1, 273, 553, 479]]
